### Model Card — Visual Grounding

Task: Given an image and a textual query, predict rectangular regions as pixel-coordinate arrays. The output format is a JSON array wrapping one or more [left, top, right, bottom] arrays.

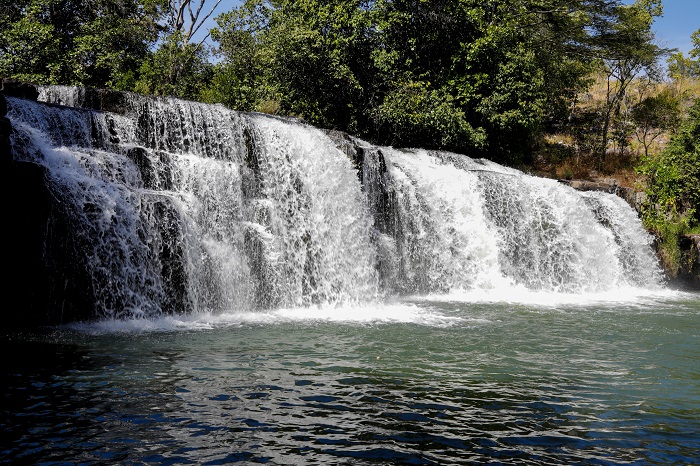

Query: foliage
[[200, 3, 271, 110], [667, 52, 700, 80], [0, 0, 164, 88], [590, 0, 668, 164], [667, 27, 700, 81], [204, 0, 659, 163], [631, 87, 681, 158], [134, 30, 213, 100], [374, 80, 486, 151], [637, 98, 700, 271], [1, 0, 677, 169]]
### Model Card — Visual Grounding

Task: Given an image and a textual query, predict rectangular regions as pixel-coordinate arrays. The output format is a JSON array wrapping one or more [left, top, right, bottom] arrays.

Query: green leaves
[[639, 98, 700, 237], [2, 0, 672, 169], [0, 0, 162, 88], [637, 105, 700, 275], [375, 80, 486, 150], [0, 13, 58, 83]]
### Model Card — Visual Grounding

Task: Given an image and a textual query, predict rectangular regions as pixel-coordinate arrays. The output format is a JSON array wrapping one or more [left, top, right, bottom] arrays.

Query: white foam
[[63, 301, 466, 334], [410, 286, 690, 308]]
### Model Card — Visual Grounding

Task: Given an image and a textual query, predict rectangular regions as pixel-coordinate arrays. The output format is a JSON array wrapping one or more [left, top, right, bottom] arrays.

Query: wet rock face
[[1, 96, 11, 163], [1, 89, 95, 327], [675, 234, 700, 290], [562, 179, 699, 290], [1, 79, 40, 101], [2, 82, 695, 327], [2, 160, 97, 327]]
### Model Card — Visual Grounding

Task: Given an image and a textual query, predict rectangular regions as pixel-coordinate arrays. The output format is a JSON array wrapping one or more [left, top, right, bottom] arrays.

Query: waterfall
[[4, 86, 663, 321], [359, 149, 663, 295]]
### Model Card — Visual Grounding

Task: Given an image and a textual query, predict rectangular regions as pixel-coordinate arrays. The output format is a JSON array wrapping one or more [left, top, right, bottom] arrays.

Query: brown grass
[[531, 74, 700, 189]]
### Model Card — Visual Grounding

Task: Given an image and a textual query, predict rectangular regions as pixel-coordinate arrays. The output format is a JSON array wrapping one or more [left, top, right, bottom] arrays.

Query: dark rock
[[126, 146, 157, 189], [152, 199, 193, 315], [38, 85, 131, 114], [615, 186, 646, 213], [0, 96, 11, 164], [0, 79, 39, 100], [560, 179, 647, 216], [79, 88, 129, 114], [242, 126, 262, 198], [674, 234, 700, 290], [2, 161, 95, 328], [324, 129, 361, 168], [559, 179, 617, 194]]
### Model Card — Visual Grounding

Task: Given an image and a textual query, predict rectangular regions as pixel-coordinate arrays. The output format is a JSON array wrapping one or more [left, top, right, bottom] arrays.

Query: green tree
[[369, 0, 487, 152], [201, 2, 271, 110], [640, 98, 700, 226], [135, 0, 224, 99], [135, 30, 213, 99], [666, 27, 700, 83], [631, 87, 681, 158], [593, 0, 668, 164], [0, 0, 163, 88], [208, 0, 378, 133], [638, 98, 700, 272], [667, 51, 699, 81], [206, 0, 667, 164]]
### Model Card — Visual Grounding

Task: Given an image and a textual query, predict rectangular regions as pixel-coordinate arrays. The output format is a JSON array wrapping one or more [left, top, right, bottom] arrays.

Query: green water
[[2, 292, 699, 465]]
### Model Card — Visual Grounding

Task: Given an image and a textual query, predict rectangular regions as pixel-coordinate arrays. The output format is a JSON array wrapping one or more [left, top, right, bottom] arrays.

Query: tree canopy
[[202, 0, 668, 163], [0, 0, 671, 163], [0, 0, 164, 89]]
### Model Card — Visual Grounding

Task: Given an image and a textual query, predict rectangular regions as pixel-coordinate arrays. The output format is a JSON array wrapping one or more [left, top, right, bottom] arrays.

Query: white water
[[5, 87, 665, 322]]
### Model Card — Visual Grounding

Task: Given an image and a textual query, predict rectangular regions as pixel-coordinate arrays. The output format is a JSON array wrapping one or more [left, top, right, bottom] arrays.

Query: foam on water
[[64, 302, 465, 334], [411, 286, 688, 308]]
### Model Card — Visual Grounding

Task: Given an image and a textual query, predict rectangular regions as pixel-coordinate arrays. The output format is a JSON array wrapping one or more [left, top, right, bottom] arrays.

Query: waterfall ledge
[[1, 83, 688, 327]]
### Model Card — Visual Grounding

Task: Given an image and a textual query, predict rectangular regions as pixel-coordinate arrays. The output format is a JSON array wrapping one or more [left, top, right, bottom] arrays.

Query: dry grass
[[532, 74, 700, 189]]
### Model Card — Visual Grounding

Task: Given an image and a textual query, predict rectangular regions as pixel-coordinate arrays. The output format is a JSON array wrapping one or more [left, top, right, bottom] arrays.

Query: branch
[[174, 0, 188, 32], [187, 0, 224, 43]]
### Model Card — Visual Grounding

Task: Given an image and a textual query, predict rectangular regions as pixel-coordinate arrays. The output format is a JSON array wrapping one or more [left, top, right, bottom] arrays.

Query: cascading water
[[360, 148, 663, 295], [5, 86, 664, 322]]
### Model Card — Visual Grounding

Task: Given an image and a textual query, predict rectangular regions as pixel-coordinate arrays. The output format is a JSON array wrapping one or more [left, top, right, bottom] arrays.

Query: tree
[[631, 87, 681, 158], [667, 27, 700, 83], [692, 27, 700, 60], [667, 52, 699, 81], [208, 0, 378, 133], [593, 0, 668, 165], [134, 0, 225, 99], [167, 0, 224, 46], [205, 0, 669, 164], [641, 98, 700, 226], [201, 2, 271, 110], [0, 0, 163, 88], [134, 30, 213, 99], [637, 97, 700, 272]]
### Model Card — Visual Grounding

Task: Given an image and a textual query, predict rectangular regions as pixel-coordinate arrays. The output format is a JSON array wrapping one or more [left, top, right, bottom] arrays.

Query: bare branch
[[171, 0, 188, 32], [188, 0, 224, 43]]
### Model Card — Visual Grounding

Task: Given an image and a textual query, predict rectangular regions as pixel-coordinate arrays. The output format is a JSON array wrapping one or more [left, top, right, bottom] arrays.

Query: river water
[[2, 290, 698, 465]]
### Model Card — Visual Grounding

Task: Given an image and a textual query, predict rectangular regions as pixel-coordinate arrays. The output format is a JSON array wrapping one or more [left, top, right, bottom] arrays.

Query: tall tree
[[166, 0, 224, 47], [204, 0, 280, 111], [638, 97, 700, 273], [667, 27, 700, 84], [593, 0, 667, 164], [206, 0, 668, 163], [631, 87, 681, 158]]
